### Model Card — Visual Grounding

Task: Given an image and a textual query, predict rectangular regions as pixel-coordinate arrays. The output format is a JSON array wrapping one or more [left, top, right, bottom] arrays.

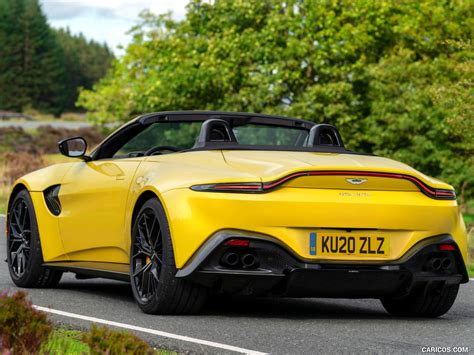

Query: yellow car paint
[[58, 159, 143, 263], [162, 185, 466, 268], [8, 150, 467, 271]]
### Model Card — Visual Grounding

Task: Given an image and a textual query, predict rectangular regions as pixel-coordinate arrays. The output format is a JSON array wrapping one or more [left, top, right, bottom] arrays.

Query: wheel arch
[[129, 187, 179, 266], [7, 182, 29, 216], [130, 187, 173, 239], [131, 190, 161, 224]]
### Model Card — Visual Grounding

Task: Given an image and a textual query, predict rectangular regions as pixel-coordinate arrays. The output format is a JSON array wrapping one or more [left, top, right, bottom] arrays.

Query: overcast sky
[[40, 0, 190, 54]]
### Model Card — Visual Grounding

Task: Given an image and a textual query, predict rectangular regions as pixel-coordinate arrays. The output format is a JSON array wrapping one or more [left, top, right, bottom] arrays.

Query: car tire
[[130, 197, 208, 314], [381, 283, 459, 318], [7, 189, 63, 288]]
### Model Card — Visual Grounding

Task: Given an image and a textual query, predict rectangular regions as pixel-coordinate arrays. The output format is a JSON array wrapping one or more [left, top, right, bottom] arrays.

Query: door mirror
[[58, 137, 91, 161]]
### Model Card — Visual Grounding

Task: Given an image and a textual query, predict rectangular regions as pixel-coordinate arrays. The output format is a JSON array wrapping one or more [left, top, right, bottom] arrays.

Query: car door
[[58, 158, 143, 263]]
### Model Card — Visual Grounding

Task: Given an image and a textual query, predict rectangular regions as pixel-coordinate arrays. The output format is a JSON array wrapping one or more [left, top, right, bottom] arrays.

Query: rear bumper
[[162, 187, 468, 269], [177, 232, 468, 298]]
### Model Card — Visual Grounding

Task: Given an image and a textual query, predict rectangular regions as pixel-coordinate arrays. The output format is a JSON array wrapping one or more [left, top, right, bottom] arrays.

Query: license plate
[[309, 232, 389, 257]]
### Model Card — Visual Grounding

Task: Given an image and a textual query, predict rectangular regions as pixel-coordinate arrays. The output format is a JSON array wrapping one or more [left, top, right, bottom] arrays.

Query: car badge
[[346, 178, 368, 185]]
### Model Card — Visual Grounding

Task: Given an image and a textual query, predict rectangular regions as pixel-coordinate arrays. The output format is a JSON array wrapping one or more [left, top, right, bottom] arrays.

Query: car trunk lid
[[222, 150, 453, 194]]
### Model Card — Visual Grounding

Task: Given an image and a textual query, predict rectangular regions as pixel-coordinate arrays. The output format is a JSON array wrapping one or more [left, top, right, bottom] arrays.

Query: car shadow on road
[[202, 296, 395, 320], [56, 279, 390, 319], [201, 295, 472, 321], [54, 278, 468, 321], [57, 278, 134, 304]]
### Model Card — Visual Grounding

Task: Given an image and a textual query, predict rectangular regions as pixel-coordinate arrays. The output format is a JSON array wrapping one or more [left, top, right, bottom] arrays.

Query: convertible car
[[6, 111, 469, 316]]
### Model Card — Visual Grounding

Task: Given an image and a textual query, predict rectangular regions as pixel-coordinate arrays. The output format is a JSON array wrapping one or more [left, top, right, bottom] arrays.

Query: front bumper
[[177, 232, 468, 298]]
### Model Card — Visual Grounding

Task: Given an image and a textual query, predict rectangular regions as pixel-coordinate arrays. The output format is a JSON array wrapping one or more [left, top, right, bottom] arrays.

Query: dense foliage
[[0, 127, 104, 189], [0, 0, 113, 116], [0, 290, 156, 354], [79, 0, 474, 201], [54, 28, 115, 113], [0, 291, 52, 353], [83, 324, 153, 355]]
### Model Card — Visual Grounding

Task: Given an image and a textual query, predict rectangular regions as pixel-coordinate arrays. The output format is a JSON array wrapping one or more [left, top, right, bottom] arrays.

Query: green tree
[[79, 0, 474, 200], [54, 28, 114, 111], [0, 0, 114, 115], [0, 0, 28, 111], [22, 0, 66, 116], [0, 0, 65, 115]]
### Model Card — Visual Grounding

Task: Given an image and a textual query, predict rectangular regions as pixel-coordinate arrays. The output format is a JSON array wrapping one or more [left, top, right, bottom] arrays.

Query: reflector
[[438, 244, 456, 251], [225, 239, 250, 247]]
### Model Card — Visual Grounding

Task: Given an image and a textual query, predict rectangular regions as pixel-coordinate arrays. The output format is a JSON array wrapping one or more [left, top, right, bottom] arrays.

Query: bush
[[35, 126, 104, 154], [0, 126, 104, 156], [0, 128, 39, 154], [2, 151, 46, 185], [0, 291, 159, 354], [0, 291, 53, 354], [83, 324, 153, 355], [0, 126, 105, 186]]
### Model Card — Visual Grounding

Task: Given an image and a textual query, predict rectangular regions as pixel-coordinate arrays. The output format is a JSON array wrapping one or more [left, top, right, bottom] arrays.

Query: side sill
[[43, 261, 130, 282]]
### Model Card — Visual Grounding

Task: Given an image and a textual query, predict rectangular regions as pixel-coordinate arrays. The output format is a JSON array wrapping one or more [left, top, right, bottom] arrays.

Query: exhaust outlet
[[241, 254, 258, 269], [428, 258, 442, 271], [221, 252, 240, 267], [441, 258, 452, 271]]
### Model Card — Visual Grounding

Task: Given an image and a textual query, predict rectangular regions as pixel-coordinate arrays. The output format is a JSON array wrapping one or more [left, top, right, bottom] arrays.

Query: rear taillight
[[190, 183, 263, 193], [434, 190, 456, 199], [190, 170, 456, 200]]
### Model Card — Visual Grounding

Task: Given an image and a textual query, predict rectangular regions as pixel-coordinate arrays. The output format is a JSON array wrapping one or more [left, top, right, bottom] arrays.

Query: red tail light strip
[[213, 184, 261, 190], [191, 170, 456, 200]]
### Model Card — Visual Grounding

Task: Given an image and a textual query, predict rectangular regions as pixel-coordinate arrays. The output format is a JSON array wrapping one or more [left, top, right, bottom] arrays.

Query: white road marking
[[0, 214, 5, 218], [471, 278, 474, 282], [33, 305, 267, 355]]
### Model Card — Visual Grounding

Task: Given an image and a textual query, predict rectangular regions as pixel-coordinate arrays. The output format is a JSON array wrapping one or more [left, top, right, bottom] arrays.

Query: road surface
[[0, 120, 92, 129], [0, 216, 472, 354]]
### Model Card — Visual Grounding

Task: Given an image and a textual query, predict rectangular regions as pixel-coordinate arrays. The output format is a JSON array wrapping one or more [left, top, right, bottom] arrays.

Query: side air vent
[[44, 185, 61, 216]]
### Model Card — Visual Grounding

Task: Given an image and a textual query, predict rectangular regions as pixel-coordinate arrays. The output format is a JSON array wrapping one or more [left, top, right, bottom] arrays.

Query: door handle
[[116, 175, 125, 180]]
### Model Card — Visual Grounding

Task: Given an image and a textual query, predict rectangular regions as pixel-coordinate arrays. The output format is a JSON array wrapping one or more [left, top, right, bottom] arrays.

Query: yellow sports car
[[6, 111, 469, 316]]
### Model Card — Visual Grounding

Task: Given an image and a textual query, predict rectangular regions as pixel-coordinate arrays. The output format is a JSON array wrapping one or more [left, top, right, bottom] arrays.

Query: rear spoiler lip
[[190, 170, 456, 200]]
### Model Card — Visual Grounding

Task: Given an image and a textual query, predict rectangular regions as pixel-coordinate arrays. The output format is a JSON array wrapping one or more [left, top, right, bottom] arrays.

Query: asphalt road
[[0, 120, 92, 129], [1, 216, 473, 354]]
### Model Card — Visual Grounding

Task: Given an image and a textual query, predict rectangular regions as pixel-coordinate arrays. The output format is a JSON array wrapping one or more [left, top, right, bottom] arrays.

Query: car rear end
[[164, 151, 468, 316]]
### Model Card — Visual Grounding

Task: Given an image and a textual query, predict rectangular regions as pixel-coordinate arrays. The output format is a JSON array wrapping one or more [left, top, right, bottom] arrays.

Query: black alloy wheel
[[130, 198, 208, 314], [8, 198, 31, 278], [131, 207, 163, 303], [7, 189, 62, 288]]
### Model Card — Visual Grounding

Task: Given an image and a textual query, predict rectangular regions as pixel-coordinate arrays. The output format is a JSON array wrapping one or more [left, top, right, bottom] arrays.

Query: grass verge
[[40, 327, 178, 355], [40, 328, 89, 354], [0, 289, 177, 355], [468, 264, 474, 278]]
